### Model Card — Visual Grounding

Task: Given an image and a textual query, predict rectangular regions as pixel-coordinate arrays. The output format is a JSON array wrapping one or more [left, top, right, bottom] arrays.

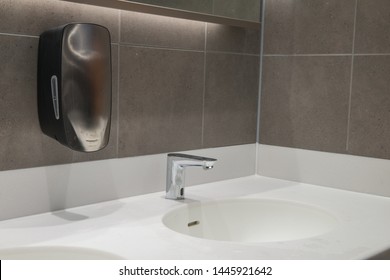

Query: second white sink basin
[[162, 198, 338, 243], [0, 246, 124, 260]]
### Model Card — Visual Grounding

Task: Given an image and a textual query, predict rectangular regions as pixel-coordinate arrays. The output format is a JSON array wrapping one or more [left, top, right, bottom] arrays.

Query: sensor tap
[[166, 153, 217, 200]]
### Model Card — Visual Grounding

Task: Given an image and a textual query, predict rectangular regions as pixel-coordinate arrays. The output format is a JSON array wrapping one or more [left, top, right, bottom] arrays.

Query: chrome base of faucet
[[166, 153, 217, 200]]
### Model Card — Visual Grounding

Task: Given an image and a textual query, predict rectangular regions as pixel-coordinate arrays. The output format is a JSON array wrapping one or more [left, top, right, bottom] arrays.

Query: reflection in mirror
[[128, 0, 261, 22], [63, 0, 260, 28]]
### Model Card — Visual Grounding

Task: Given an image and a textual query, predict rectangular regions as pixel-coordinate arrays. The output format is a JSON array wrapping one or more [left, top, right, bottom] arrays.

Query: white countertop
[[0, 175, 389, 259]]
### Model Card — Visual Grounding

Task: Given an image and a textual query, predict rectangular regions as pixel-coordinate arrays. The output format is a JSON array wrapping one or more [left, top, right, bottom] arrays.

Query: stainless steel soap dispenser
[[38, 23, 112, 152]]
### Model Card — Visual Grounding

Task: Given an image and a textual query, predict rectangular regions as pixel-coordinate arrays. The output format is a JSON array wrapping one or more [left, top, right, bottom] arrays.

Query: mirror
[[128, 0, 261, 22], [64, 0, 261, 29]]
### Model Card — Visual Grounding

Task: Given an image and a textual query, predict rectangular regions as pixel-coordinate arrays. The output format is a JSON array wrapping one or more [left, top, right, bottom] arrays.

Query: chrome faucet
[[166, 153, 217, 200]]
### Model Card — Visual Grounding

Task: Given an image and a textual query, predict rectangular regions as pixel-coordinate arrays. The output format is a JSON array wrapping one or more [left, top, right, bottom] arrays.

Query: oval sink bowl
[[162, 199, 338, 243], [0, 246, 124, 260]]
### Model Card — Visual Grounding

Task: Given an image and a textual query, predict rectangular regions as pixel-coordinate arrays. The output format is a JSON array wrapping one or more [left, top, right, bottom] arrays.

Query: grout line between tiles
[[255, 0, 266, 175], [206, 50, 260, 57], [256, 0, 266, 143], [118, 9, 122, 44], [116, 11, 122, 157], [119, 42, 204, 53], [354, 53, 390, 56], [119, 42, 260, 57], [346, 0, 359, 153], [0, 32, 39, 39], [263, 53, 352, 57], [201, 24, 208, 148], [264, 53, 390, 57]]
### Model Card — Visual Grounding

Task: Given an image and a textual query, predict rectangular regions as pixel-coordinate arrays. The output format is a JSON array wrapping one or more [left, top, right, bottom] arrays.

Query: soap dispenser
[[38, 23, 112, 152]]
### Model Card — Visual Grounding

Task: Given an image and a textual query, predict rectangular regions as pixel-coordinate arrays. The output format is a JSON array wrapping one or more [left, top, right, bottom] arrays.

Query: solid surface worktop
[[0, 175, 389, 259]]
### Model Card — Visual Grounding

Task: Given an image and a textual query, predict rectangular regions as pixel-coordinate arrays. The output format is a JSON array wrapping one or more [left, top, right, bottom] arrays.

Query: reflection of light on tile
[[125, 10, 205, 30], [207, 22, 237, 32], [120, 10, 205, 50]]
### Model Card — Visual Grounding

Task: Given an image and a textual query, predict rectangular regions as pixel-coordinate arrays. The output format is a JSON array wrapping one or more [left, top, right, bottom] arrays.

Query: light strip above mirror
[[62, 0, 260, 29]]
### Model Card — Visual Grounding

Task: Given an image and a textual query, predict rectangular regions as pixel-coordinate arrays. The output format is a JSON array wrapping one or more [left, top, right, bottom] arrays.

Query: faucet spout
[[166, 153, 217, 200]]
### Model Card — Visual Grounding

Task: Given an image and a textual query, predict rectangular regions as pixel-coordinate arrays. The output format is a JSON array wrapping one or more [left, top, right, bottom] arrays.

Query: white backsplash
[[0, 144, 256, 221], [257, 144, 390, 198]]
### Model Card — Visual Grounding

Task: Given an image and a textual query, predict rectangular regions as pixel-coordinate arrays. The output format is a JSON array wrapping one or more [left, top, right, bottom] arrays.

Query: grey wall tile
[[263, 0, 355, 54], [0, 0, 119, 42], [348, 56, 390, 159], [213, 0, 261, 22], [118, 46, 204, 157], [259, 56, 351, 153], [0, 35, 74, 171], [203, 53, 259, 148], [354, 0, 390, 54], [120, 11, 205, 50], [206, 23, 260, 54]]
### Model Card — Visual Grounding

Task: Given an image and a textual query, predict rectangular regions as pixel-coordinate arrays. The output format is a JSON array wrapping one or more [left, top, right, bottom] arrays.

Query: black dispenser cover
[[38, 23, 112, 152]]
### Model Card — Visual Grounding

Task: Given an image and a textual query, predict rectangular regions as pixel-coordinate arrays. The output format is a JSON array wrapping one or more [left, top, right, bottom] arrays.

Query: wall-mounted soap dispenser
[[38, 23, 112, 152]]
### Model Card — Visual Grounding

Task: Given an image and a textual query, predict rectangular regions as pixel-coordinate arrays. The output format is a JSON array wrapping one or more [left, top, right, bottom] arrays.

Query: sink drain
[[188, 221, 200, 227]]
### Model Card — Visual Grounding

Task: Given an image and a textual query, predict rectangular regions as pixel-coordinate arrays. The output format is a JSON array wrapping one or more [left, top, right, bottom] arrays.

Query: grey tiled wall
[[259, 0, 390, 160], [0, 0, 259, 171]]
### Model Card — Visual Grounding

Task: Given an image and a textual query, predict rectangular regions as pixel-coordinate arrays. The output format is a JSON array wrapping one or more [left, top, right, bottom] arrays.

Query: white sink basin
[[162, 198, 338, 243], [0, 246, 124, 260]]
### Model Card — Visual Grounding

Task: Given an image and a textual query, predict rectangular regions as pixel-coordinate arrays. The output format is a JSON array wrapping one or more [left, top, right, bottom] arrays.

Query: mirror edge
[[61, 0, 260, 29]]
